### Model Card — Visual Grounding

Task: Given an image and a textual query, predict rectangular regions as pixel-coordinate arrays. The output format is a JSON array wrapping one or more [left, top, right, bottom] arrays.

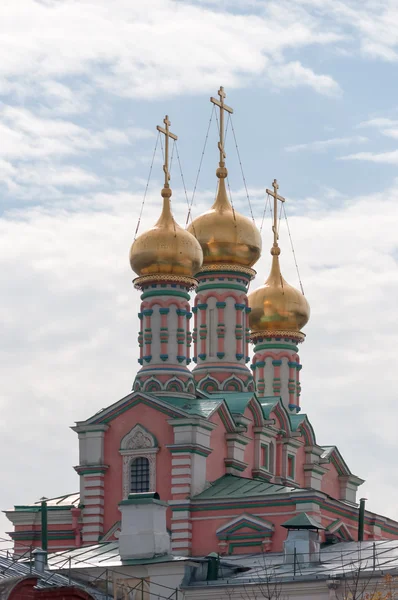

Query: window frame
[[261, 444, 269, 470], [130, 456, 150, 493], [287, 453, 295, 480], [119, 424, 159, 499]]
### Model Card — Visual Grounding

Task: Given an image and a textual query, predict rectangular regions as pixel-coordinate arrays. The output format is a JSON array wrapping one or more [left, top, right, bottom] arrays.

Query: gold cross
[[210, 86, 233, 167], [266, 179, 285, 248], [156, 115, 178, 188]]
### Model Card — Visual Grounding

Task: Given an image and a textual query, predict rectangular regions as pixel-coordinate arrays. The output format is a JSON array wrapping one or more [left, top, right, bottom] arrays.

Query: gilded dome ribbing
[[187, 167, 262, 269], [248, 247, 310, 335], [130, 187, 203, 278]]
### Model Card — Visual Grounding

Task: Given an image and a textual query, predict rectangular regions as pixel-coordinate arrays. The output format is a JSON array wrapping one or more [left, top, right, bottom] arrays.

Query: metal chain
[[134, 131, 160, 240], [175, 141, 191, 226], [185, 105, 215, 228], [170, 139, 177, 237], [215, 110, 236, 221], [283, 203, 305, 295], [169, 137, 175, 174], [230, 115, 255, 223], [214, 108, 231, 149], [260, 193, 271, 233], [278, 197, 283, 235], [226, 176, 237, 222], [159, 131, 164, 162]]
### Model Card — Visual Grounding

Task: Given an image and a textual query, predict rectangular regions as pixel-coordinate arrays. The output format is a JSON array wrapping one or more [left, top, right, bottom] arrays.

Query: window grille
[[130, 457, 150, 493]]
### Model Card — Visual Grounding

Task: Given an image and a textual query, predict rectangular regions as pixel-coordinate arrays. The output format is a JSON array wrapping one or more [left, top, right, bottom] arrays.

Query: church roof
[[207, 393, 256, 415], [0, 554, 106, 599], [187, 541, 398, 587], [258, 397, 280, 418], [12, 492, 79, 512], [192, 475, 302, 500], [160, 396, 222, 418], [47, 542, 190, 569], [281, 512, 325, 530]]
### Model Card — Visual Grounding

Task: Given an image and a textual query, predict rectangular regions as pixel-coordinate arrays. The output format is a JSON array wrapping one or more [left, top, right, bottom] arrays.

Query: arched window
[[130, 457, 150, 493]]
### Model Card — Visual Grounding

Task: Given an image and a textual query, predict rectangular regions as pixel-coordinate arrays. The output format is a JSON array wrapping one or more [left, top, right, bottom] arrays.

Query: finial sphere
[[248, 255, 310, 334], [216, 166, 228, 179], [161, 187, 172, 198], [130, 193, 203, 278], [188, 176, 261, 268]]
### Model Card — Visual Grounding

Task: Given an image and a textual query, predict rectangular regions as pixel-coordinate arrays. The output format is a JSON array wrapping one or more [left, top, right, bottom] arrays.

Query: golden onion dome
[[187, 167, 262, 269], [130, 187, 203, 278], [248, 247, 310, 335]]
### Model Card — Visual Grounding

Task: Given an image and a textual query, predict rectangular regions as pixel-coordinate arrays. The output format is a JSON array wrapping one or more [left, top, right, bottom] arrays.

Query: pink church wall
[[14, 523, 75, 552], [294, 443, 306, 488], [243, 407, 254, 475], [191, 506, 298, 556], [207, 411, 227, 482], [102, 404, 174, 533], [321, 461, 340, 498]]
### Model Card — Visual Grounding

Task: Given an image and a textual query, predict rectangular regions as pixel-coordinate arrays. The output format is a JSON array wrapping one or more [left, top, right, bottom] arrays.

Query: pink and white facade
[[6, 102, 398, 559], [7, 238, 398, 556], [192, 265, 254, 393]]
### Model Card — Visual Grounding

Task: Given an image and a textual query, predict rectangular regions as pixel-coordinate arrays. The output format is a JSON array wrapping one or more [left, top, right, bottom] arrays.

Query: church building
[[6, 88, 398, 558]]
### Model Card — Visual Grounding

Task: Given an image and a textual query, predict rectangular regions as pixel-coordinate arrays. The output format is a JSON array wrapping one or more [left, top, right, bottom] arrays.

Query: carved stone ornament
[[128, 430, 152, 450], [120, 424, 158, 499], [120, 423, 156, 451], [122, 452, 157, 499]]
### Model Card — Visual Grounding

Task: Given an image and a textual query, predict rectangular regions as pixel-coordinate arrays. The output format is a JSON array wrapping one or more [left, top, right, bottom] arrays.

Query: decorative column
[[167, 417, 216, 555], [248, 178, 310, 413], [192, 265, 255, 393], [133, 277, 197, 398], [129, 114, 203, 399], [187, 87, 261, 394], [72, 424, 109, 545], [251, 334, 304, 412]]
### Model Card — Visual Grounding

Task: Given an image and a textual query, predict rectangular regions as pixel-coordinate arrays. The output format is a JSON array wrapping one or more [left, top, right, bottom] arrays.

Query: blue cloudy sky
[[1, 0, 398, 542]]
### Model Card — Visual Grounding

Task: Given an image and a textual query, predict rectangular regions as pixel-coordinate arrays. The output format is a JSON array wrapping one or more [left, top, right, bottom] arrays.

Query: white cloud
[[297, 0, 398, 63], [381, 128, 398, 139], [2, 0, 398, 548], [0, 106, 151, 161], [39, 81, 92, 116], [0, 0, 341, 102], [286, 135, 368, 152], [358, 117, 398, 128], [1, 182, 398, 538], [340, 150, 398, 164], [3, 163, 99, 189], [267, 61, 341, 96], [0, 105, 155, 200]]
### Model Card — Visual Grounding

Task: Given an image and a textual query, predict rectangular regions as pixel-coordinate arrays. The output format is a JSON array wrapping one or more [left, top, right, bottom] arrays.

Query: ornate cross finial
[[157, 115, 178, 188], [210, 86, 233, 168], [266, 178, 285, 251]]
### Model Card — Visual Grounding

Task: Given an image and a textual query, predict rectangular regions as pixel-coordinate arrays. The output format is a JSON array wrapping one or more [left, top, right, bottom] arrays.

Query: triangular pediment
[[326, 519, 353, 541], [75, 391, 189, 427], [321, 446, 351, 476], [101, 520, 121, 542], [216, 513, 274, 540]]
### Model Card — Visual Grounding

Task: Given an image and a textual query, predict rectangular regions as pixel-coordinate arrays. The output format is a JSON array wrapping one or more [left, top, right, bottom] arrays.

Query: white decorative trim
[[171, 522, 192, 530], [216, 513, 274, 536], [120, 423, 157, 451], [222, 375, 244, 392], [119, 424, 159, 499], [172, 468, 192, 476], [84, 488, 104, 497], [122, 452, 158, 499], [171, 531, 192, 540], [171, 486, 190, 494], [171, 540, 192, 548], [171, 477, 191, 485]]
